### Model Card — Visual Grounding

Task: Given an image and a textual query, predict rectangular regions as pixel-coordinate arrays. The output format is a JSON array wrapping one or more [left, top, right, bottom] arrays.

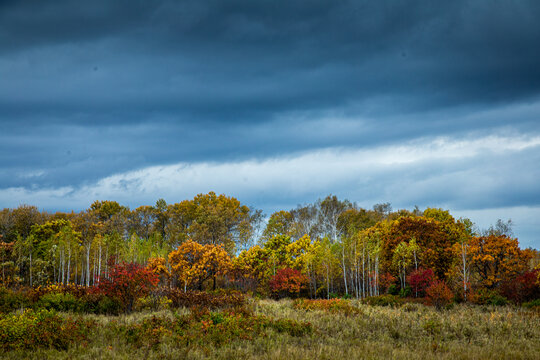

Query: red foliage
[[425, 280, 454, 309], [500, 269, 540, 304], [268, 268, 308, 298], [94, 261, 158, 312], [407, 268, 435, 297], [379, 272, 397, 293]]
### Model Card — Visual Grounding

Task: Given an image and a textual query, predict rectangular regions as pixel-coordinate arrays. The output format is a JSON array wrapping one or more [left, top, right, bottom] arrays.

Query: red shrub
[[500, 269, 540, 304], [94, 262, 158, 312], [425, 280, 454, 309], [407, 268, 435, 298], [268, 268, 308, 298]]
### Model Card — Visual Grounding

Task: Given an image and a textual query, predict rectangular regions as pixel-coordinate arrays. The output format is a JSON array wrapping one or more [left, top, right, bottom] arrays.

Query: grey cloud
[[1, 0, 540, 245]]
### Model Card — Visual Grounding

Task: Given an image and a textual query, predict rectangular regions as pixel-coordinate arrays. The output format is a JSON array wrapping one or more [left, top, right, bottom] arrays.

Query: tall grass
[[2, 299, 539, 359]]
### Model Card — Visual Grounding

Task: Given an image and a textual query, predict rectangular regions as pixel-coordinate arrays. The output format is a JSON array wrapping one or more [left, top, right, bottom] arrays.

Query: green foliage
[[36, 292, 79, 312], [363, 294, 401, 307], [387, 284, 399, 295], [399, 286, 412, 298], [522, 299, 540, 309], [471, 289, 509, 306], [0, 287, 30, 313]]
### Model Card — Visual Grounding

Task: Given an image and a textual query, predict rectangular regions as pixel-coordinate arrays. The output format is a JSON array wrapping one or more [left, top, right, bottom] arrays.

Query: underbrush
[[0, 300, 539, 359], [115, 305, 312, 350], [0, 309, 95, 351], [164, 289, 246, 310]]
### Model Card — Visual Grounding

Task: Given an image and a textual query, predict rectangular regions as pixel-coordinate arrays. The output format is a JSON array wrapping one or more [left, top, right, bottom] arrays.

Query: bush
[[387, 284, 399, 295], [425, 280, 454, 309], [0, 309, 95, 351], [115, 307, 312, 349], [75, 293, 122, 315], [134, 294, 172, 312], [0, 287, 30, 313], [268, 268, 309, 299], [522, 299, 540, 309], [471, 288, 508, 306], [36, 292, 80, 312], [363, 294, 401, 307], [94, 261, 159, 313], [500, 269, 540, 304], [165, 289, 246, 309], [379, 273, 397, 293], [399, 286, 412, 298]]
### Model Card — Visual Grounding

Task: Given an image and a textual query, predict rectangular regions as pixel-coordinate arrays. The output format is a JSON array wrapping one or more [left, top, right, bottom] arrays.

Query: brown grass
[[2, 299, 539, 359]]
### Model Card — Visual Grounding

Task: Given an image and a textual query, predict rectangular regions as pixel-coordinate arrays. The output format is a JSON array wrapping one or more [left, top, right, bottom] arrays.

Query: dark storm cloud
[[1, 0, 540, 246]]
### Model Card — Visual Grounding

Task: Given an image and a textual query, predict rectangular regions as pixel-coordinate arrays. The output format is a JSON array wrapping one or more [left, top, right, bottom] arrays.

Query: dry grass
[[2, 299, 539, 359]]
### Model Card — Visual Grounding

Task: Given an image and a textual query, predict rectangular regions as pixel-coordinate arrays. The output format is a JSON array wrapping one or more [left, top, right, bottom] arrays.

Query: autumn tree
[[269, 268, 309, 298], [169, 240, 232, 291], [469, 235, 531, 289], [380, 215, 465, 280]]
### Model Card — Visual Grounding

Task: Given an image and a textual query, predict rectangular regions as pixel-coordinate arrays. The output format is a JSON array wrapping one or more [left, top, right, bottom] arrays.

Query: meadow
[[1, 297, 539, 360]]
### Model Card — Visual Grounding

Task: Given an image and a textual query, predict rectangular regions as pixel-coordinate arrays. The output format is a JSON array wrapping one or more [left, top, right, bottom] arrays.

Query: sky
[[1, 0, 539, 248]]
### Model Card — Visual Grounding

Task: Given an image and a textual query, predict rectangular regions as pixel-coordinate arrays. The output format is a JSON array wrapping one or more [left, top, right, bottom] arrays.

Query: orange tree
[[146, 257, 170, 286], [380, 215, 464, 280], [269, 267, 309, 298], [168, 240, 232, 291], [95, 261, 159, 313], [469, 235, 531, 289]]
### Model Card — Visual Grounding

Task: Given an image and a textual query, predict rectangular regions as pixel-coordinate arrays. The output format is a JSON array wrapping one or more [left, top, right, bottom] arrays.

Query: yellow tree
[[169, 240, 232, 291]]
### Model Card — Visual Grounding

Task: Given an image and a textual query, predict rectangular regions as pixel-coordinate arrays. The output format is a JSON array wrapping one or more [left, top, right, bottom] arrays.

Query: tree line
[[1, 192, 538, 301]]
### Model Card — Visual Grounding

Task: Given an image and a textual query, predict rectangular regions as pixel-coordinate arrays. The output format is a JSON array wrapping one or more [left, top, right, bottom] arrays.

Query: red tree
[[269, 268, 308, 298], [95, 261, 159, 312], [407, 268, 435, 298]]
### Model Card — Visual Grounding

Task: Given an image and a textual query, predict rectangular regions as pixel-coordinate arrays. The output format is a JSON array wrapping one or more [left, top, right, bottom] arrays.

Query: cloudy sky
[[1, 0, 539, 247]]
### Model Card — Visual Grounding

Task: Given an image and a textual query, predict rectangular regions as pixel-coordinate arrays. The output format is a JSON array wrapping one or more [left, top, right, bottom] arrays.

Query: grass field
[[2, 299, 540, 360]]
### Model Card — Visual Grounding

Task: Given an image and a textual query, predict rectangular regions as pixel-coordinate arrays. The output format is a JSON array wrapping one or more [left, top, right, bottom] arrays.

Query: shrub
[[36, 292, 80, 312], [0, 287, 30, 313], [363, 294, 401, 307], [134, 294, 172, 312], [0, 309, 95, 351], [500, 269, 540, 304], [379, 272, 397, 293], [94, 261, 159, 313], [522, 299, 540, 309], [165, 289, 245, 309], [471, 288, 508, 306], [114, 307, 312, 350], [407, 268, 435, 297], [425, 280, 454, 309], [387, 284, 399, 295], [399, 286, 412, 298], [268, 268, 308, 299]]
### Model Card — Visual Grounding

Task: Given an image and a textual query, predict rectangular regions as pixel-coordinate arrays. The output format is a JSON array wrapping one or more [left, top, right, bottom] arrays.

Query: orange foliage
[[381, 216, 464, 280], [468, 235, 531, 289]]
